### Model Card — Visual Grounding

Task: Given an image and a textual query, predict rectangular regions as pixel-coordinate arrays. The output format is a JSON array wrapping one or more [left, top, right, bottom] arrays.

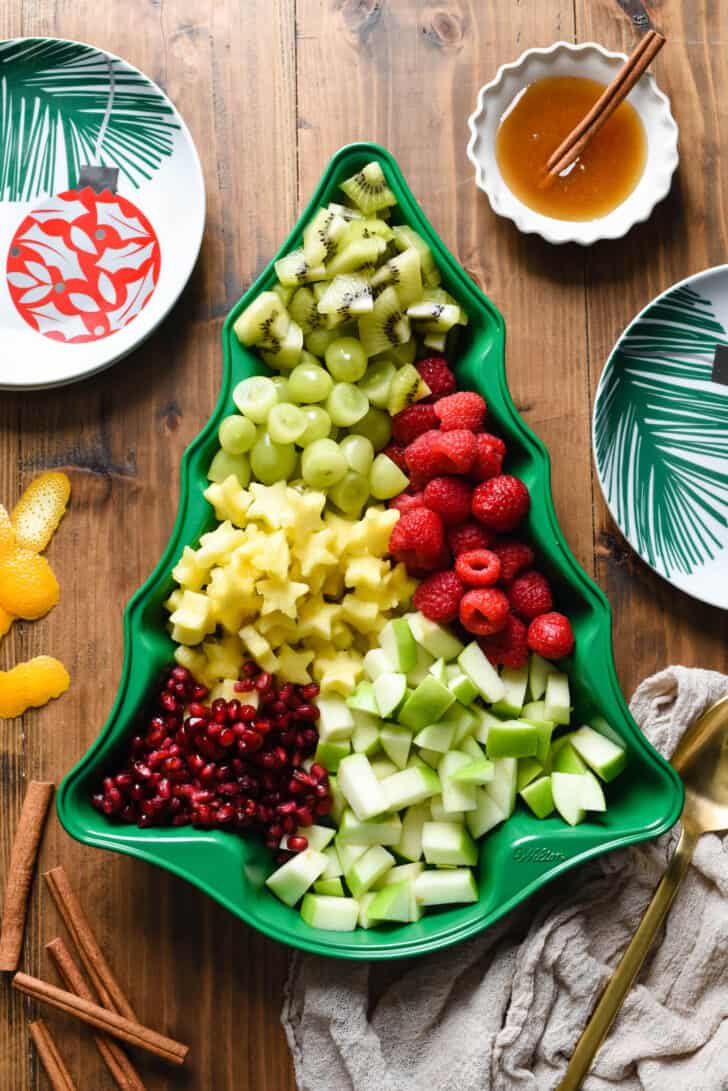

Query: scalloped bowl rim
[[466, 41, 679, 245], [57, 141, 683, 960]]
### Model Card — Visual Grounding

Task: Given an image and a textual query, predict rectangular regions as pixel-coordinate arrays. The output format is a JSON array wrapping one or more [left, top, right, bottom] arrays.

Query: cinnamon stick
[[13, 973, 189, 1066], [47, 937, 147, 1091], [29, 1019, 77, 1091], [43, 865, 137, 1021], [0, 781, 54, 971], [545, 30, 666, 179]]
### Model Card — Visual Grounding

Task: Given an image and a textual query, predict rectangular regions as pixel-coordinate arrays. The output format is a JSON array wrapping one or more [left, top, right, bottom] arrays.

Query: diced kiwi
[[317, 275, 373, 320], [326, 236, 388, 277], [289, 286, 326, 334], [260, 319, 303, 369], [359, 286, 410, 357], [388, 362, 430, 415], [343, 217, 394, 245], [422, 330, 447, 352], [391, 225, 441, 287], [407, 301, 461, 332], [275, 247, 327, 286], [303, 207, 347, 266], [327, 201, 364, 222], [272, 283, 295, 307], [340, 161, 397, 215], [371, 248, 422, 308], [233, 290, 289, 346]]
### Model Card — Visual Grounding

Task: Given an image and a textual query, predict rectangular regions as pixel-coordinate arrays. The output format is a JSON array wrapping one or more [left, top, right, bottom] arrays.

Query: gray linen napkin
[[282, 666, 728, 1091]]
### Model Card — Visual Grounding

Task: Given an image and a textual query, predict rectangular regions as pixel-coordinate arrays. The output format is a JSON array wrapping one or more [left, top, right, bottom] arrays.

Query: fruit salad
[[94, 160, 627, 933]]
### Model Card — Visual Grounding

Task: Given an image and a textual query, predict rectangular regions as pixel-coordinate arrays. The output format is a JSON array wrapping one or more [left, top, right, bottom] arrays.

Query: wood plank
[[575, 0, 728, 695], [296, 0, 595, 577], [0, 1, 297, 1088]]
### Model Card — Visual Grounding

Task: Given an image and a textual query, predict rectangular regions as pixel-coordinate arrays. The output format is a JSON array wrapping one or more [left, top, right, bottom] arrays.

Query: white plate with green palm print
[[594, 266, 728, 609], [0, 38, 205, 389]]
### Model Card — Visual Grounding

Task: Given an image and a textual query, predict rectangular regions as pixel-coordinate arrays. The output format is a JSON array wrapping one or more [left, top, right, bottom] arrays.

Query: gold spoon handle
[[558, 825, 699, 1091]]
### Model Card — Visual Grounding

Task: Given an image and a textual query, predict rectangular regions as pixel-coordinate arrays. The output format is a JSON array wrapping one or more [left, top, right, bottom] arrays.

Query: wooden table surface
[[1, 1, 727, 1088]]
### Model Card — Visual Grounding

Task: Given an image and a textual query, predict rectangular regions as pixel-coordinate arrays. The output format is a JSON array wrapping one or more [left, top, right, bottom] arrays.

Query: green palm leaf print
[[0, 38, 179, 201], [594, 285, 728, 577]]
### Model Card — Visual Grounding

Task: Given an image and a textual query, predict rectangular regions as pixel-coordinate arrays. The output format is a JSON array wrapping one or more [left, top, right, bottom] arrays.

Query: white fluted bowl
[[466, 41, 679, 245]]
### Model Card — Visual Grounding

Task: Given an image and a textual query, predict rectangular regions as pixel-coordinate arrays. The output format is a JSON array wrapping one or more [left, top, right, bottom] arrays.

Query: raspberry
[[507, 570, 553, 620], [491, 539, 535, 582], [423, 476, 473, 526], [459, 587, 509, 636], [383, 444, 408, 473], [470, 433, 506, 482], [434, 391, 487, 432], [454, 549, 501, 587], [431, 429, 477, 475], [389, 491, 425, 515], [389, 507, 445, 571], [472, 474, 530, 532], [412, 571, 464, 624], [479, 614, 529, 668], [527, 612, 575, 660], [447, 522, 492, 556], [404, 430, 441, 486], [416, 356, 456, 401], [391, 404, 439, 446]]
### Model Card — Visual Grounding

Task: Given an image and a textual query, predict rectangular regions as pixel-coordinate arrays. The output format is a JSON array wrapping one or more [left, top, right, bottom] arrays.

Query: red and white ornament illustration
[[6, 188, 161, 344]]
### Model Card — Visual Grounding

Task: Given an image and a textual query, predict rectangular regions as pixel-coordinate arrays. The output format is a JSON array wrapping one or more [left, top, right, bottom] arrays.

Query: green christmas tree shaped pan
[[58, 143, 683, 960]]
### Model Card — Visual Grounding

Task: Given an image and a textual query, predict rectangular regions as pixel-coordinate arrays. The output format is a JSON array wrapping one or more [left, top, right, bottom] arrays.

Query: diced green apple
[[352, 714, 380, 756], [422, 821, 478, 866], [328, 775, 346, 823], [314, 738, 350, 772], [316, 696, 355, 742], [394, 802, 430, 861], [519, 775, 555, 818], [347, 679, 380, 715], [516, 757, 544, 791], [528, 653, 557, 701], [335, 837, 367, 873], [491, 665, 529, 717], [380, 723, 412, 769], [457, 642, 506, 703], [413, 721, 455, 753], [551, 772, 586, 826], [522, 700, 547, 721], [367, 879, 420, 923], [357, 892, 378, 929], [381, 765, 441, 811], [370, 756, 398, 780], [414, 868, 478, 906], [440, 702, 478, 746], [570, 725, 627, 782], [428, 658, 448, 684], [398, 675, 454, 729], [445, 665, 479, 705], [466, 788, 506, 838], [429, 795, 464, 822], [450, 758, 495, 786], [418, 747, 442, 768], [521, 719, 554, 764], [372, 862, 424, 889], [379, 617, 417, 673], [438, 751, 478, 812], [300, 893, 359, 931], [408, 611, 464, 660], [314, 877, 345, 897], [321, 844, 344, 879], [337, 808, 402, 846], [374, 672, 407, 718], [550, 737, 587, 775], [459, 734, 485, 762], [407, 643, 436, 685], [472, 707, 505, 747], [265, 848, 328, 907], [345, 844, 395, 897], [485, 757, 517, 817], [580, 770, 607, 812], [363, 647, 392, 682], [544, 672, 571, 725], [280, 823, 334, 852], [337, 753, 388, 820], [486, 719, 540, 759]]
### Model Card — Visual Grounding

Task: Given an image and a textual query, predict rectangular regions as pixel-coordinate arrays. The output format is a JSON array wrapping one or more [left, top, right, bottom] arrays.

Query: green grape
[[369, 453, 409, 500], [208, 449, 251, 487], [325, 337, 368, 383], [348, 406, 392, 451], [218, 414, 256, 454], [271, 375, 292, 403], [326, 383, 369, 427], [339, 434, 374, 475], [301, 438, 347, 489], [357, 359, 396, 409], [288, 362, 334, 404], [250, 432, 297, 485], [268, 402, 307, 444], [297, 406, 332, 447], [233, 376, 278, 423], [329, 471, 370, 515]]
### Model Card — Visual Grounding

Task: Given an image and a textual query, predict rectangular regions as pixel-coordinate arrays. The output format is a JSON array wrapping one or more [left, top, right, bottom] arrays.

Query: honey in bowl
[[496, 76, 647, 221]]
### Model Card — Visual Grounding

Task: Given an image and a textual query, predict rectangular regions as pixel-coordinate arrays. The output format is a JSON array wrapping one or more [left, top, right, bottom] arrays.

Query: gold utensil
[[559, 695, 728, 1091]]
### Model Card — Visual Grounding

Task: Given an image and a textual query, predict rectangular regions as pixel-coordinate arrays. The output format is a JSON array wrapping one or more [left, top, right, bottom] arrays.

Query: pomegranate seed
[[287, 835, 308, 852]]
